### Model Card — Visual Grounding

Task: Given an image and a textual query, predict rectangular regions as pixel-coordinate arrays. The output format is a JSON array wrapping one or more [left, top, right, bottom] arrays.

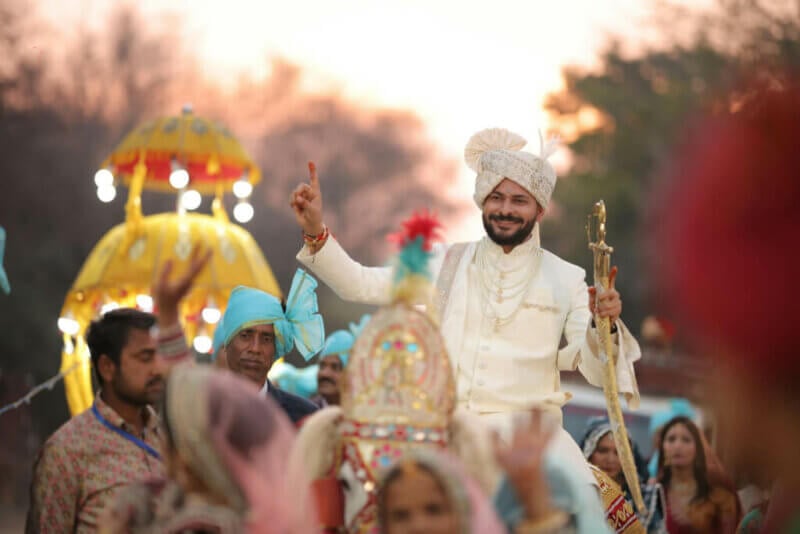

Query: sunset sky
[[37, 0, 705, 239]]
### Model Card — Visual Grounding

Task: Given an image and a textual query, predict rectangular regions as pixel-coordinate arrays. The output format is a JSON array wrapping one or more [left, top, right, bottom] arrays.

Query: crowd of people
[[21, 79, 800, 533]]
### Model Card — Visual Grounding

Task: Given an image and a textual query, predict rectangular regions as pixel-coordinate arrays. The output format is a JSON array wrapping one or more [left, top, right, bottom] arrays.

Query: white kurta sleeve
[[556, 273, 642, 409], [296, 238, 393, 305]]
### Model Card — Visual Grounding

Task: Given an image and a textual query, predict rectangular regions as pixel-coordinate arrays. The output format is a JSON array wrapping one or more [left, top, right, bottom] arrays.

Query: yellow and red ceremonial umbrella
[[99, 103, 260, 193], [59, 108, 280, 416], [93, 104, 261, 229]]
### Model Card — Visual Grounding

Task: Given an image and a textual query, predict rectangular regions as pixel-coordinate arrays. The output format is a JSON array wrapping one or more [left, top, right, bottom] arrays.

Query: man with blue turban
[[268, 314, 369, 408], [218, 269, 325, 424], [310, 314, 369, 407]]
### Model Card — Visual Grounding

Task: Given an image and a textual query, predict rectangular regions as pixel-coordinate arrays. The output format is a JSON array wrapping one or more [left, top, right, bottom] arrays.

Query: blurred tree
[[543, 0, 800, 334], [0, 4, 182, 451]]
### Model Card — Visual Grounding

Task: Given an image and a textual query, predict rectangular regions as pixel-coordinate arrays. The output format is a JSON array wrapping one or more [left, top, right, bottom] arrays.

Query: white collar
[[259, 380, 270, 396]]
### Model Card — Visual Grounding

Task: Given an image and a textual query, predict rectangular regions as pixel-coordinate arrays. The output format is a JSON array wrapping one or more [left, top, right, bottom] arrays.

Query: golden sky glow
[[38, 0, 705, 240]]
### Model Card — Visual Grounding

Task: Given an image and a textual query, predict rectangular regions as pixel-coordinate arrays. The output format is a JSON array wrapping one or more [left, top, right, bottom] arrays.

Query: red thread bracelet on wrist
[[303, 225, 329, 245]]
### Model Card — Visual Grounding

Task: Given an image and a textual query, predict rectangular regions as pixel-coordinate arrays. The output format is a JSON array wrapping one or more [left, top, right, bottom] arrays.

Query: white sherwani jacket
[[297, 233, 641, 483]]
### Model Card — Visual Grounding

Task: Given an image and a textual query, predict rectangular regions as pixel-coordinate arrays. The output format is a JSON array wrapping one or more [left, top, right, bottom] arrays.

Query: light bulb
[[100, 301, 120, 315], [233, 201, 254, 223], [169, 168, 189, 189], [232, 179, 253, 199], [57, 317, 80, 336], [96, 184, 117, 202], [136, 294, 154, 312], [181, 189, 202, 210], [193, 335, 212, 353], [201, 306, 221, 324], [94, 168, 114, 187]]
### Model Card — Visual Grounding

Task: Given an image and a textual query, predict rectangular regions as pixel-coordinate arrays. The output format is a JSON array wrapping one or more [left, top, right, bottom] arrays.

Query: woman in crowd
[[581, 418, 661, 533], [100, 364, 314, 533], [657, 416, 739, 533], [378, 450, 507, 534], [581, 418, 650, 503]]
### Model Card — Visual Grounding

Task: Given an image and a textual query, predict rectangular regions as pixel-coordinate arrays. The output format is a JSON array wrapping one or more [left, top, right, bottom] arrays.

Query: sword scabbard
[[588, 200, 645, 515]]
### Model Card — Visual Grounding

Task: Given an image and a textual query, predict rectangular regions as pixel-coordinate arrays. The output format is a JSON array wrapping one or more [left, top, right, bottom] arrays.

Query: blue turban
[[647, 398, 697, 478], [320, 330, 355, 367], [220, 269, 325, 360], [648, 398, 696, 436], [268, 361, 320, 398], [0, 227, 9, 295], [319, 314, 370, 367]]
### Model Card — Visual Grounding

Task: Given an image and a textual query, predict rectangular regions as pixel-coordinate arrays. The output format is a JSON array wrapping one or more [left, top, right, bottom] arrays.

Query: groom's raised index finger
[[308, 161, 319, 189]]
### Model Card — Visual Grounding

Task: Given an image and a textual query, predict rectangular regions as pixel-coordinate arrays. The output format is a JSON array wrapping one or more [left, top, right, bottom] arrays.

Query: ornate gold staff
[[587, 200, 645, 514]]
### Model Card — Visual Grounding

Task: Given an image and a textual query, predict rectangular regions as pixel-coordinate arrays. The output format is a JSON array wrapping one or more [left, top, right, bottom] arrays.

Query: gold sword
[[587, 200, 645, 514]]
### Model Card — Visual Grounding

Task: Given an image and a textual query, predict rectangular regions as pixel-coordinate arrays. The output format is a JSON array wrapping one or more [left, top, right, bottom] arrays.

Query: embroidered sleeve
[[296, 236, 393, 305], [156, 322, 191, 362], [26, 441, 81, 533], [556, 275, 595, 371]]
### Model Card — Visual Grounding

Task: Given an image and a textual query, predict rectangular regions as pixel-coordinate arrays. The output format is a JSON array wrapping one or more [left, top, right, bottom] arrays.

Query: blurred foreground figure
[[378, 450, 506, 534], [27, 310, 165, 533], [655, 78, 800, 533], [99, 364, 314, 533]]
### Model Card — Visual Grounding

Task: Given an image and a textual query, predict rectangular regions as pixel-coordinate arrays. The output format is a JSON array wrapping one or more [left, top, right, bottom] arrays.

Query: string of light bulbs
[[0, 362, 80, 417]]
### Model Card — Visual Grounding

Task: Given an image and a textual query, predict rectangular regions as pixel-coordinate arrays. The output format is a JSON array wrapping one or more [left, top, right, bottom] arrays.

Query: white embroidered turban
[[465, 128, 559, 209]]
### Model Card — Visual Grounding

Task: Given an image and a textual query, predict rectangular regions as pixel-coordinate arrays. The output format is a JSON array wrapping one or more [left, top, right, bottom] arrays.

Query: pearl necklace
[[474, 238, 543, 329]]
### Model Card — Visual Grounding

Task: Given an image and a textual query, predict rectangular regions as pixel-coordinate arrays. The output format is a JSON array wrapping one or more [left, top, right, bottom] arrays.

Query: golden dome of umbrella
[[57, 212, 282, 416]]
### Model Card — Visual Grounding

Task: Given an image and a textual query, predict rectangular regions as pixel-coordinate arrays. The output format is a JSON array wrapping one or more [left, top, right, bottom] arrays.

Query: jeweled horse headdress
[[338, 211, 456, 532]]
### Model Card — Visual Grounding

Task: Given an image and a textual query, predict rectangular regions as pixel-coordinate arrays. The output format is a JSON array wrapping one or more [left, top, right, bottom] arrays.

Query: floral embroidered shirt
[[26, 393, 164, 533]]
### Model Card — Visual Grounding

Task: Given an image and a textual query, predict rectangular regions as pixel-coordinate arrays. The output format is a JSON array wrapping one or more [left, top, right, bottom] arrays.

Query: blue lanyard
[[91, 404, 162, 461]]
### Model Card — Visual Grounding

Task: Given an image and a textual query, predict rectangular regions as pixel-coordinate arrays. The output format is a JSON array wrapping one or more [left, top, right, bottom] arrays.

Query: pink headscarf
[[166, 364, 316, 533], [377, 449, 505, 534]]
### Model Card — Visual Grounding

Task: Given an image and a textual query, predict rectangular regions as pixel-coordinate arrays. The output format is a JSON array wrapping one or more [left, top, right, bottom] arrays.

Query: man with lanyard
[[290, 128, 642, 484], [27, 309, 165, 533]]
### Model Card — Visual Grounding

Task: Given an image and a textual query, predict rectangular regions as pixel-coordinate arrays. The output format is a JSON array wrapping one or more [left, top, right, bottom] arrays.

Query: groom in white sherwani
[[289, 128, 641, 484]]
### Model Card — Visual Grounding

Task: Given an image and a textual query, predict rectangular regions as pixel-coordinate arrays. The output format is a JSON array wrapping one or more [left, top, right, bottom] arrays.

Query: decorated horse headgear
[[337, 212, 456, 532]]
